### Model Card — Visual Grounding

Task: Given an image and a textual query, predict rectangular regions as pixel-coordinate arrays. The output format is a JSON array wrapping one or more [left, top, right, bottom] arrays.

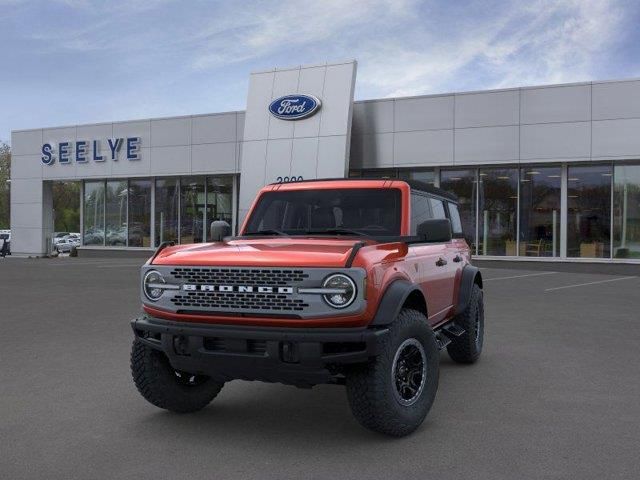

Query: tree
[[52, 182, 80, 232], [0, 142, 10, 229]]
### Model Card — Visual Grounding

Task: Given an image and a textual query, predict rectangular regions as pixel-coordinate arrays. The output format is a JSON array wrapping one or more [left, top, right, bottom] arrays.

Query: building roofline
[[12, 75, 640, 135], [11, 109, 245, 135], [353, 76, 640, 104]]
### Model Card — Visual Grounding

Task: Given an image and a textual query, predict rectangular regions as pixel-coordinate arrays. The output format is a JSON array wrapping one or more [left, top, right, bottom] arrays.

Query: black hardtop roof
[[402, 180, 458, 202], [268, 177, 459, 203]]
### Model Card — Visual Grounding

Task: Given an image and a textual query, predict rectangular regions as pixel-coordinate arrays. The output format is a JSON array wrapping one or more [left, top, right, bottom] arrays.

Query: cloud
[[184, 0, 630, 98], [356, 0, 626, 98], [190, 0, 417, 70], [1, 0, 636, 142]]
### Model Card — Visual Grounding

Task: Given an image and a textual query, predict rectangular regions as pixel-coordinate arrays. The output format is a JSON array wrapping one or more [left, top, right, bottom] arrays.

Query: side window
[[410, 193, 434, 234], [447, 202, 463, 235], [429, 198, 447, 219]]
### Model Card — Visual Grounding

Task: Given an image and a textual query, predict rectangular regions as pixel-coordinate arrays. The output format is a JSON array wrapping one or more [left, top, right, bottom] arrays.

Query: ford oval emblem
[[268, 94, 321, 120]]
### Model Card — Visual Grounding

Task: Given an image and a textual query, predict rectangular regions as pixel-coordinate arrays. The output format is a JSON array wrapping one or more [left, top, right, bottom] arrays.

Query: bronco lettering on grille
[[182, 285, 294, 294]]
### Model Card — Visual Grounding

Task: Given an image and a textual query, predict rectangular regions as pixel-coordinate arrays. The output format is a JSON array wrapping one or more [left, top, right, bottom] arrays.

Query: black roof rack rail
[[402, 180, 458, 202]]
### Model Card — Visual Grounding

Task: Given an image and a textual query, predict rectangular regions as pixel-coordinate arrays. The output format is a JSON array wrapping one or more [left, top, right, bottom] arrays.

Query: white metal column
[[203, 177, 208, 243], [560, 164, 568, 258], [609, 165, 614, 259], [150, 178, 156, 247], [515, 168, 520, 257], [475, 169, 481, 256], [79, 181, 84, 246], [232, 175, 239, 236]]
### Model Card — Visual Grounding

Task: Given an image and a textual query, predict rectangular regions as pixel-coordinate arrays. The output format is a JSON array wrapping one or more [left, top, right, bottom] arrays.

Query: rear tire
[[447, 283, 484, 364], [131, 340, 224, 413], [345, 308, 439, 437]]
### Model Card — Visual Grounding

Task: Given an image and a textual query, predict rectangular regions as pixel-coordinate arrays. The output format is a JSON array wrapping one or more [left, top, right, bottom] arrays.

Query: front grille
[[145, 265, 365, 318], [167, 267, 311, 314], [170, 267, 308, 286], [170, 291, 309, 311]]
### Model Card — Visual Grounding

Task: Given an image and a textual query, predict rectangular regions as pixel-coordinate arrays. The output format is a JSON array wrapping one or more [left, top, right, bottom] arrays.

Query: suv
[[131, 179, 484, 436]]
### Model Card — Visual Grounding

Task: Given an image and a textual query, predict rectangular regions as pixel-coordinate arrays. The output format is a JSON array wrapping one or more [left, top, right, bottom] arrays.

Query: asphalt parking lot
[[1, 258, 639, 480]]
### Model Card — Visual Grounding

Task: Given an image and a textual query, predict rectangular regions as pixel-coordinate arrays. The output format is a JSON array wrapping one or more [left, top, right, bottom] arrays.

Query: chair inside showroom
[[525, 238, 544, 256]]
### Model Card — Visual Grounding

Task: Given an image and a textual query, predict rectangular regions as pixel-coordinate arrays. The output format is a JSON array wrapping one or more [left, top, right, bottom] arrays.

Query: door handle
[[453, 255, 463, 263], [436, 257, 447, 267]]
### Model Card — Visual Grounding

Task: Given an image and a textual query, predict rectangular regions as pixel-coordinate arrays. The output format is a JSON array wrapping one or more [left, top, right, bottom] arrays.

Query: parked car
[[52, 232, 70, 247], [55, 237, 80, 253], [83, 229, 104, 245], [106, 227, 127, 246], [130, 178, 484, 436]]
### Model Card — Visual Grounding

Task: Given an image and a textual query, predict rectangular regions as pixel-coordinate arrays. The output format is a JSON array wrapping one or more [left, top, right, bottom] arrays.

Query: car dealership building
[[10, 60, 640, 262]]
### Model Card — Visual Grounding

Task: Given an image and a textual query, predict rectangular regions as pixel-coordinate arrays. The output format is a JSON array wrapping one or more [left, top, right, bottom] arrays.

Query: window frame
[[445, 201, 465, 238]]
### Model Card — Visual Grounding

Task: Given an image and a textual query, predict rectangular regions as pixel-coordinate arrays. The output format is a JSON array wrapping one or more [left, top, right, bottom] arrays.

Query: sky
[[1, 0, 639, 144]]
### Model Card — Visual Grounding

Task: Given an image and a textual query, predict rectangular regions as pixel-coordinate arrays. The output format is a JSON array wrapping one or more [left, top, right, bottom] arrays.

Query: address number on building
[[276, 176, 303, 183]]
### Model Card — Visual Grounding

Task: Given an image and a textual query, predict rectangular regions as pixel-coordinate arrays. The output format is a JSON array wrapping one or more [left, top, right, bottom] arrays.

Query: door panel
[[410, 243, 452, 324]]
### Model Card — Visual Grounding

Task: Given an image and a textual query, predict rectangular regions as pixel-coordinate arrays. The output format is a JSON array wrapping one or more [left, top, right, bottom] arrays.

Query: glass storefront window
[[398, 169, 436, 185], [349, 169, 398, 178], [105, 180, 128, 246], [613, 164, 640, 259], [519, 167, 561, 257], [83, 181, 105, 245], [478, 168, 518, 256], [180, 177, 206, 244], [440, 169, 477, 252], [155, 178, 179, 246], [71, 166, 640, 262], [206, 176, 234, 238], [567, 165, 612, 258], [128, 179, 152, 247]]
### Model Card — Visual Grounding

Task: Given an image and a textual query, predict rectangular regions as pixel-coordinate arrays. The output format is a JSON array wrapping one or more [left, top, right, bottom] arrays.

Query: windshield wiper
[[304, 228, 367, 236], [244, 229, 288, 236]]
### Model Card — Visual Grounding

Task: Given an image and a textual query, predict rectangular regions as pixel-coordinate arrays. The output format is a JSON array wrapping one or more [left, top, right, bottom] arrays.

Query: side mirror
[[210, 220, 231, 242], [417, 218, 452, 243]]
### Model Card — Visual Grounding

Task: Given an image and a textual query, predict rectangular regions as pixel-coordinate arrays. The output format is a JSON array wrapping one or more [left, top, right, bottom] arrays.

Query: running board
[[442, 323, 465, 338], [435, 323, 466, 350], [435, 332, 451, 350]]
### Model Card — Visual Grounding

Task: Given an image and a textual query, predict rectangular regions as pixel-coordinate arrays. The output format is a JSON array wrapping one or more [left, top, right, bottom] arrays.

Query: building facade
[[10, 60, 640, 262]]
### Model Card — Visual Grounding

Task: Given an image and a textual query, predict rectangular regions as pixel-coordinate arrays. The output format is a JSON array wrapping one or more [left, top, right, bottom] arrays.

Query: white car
[[55, 237, 80, 253], [53, 232, 70, 246]]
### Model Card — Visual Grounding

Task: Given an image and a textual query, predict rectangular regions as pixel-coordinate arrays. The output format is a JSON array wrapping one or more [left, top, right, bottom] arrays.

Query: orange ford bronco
[[131, 178, 484, 436]]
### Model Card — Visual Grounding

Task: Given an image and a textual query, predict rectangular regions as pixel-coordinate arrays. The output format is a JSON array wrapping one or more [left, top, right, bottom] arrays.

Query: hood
[[151, 237, 372, 268]]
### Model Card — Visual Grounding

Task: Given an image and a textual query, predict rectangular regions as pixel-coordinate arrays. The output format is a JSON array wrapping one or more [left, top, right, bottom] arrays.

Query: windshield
[[244, 188, 402, 236]]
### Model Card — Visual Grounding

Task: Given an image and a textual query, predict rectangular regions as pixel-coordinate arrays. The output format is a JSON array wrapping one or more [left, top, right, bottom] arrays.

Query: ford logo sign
[[268, 94, 321, 120]]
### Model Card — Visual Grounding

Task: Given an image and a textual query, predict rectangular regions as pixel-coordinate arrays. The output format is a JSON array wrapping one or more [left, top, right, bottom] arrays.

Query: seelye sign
[[41, 137, 141, 165], [268, 94, 321, 120]]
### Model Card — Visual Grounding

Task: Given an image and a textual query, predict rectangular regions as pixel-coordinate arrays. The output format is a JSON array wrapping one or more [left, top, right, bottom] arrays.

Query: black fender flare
[[455, 265, 483, 315], [370, 280, 425, 326]]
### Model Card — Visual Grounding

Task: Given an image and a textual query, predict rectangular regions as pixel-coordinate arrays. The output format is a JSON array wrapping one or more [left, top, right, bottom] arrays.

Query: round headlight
[[322, 274, 356, 309], [143, 270, 165, 301]]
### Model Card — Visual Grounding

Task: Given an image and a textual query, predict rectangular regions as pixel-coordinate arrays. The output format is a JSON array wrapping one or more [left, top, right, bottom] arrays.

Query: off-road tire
[[345, 308, 439, 437], [131, 340, 224, 413], [447, 283, 484, 364]]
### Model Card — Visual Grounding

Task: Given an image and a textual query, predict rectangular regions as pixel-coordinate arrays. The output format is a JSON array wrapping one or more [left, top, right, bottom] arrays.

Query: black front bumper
[[131, 315, 389, 387]]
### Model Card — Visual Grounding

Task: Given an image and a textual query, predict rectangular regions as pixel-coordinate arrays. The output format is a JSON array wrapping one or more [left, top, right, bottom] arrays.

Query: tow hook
[[173, 335, 190, 356], [280, 341, 299, 363]]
